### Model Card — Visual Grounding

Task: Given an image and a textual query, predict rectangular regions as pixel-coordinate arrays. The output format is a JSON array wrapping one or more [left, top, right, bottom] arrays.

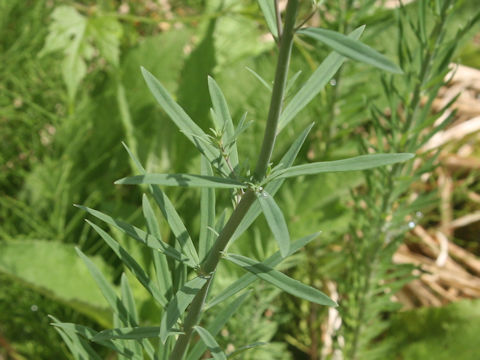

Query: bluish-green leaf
[[230, 123, 314, 242], [187, 292, 250, 360], [75, 248, 133, 325], [142, 194, 173, 301], [75, 205, 195, 267], [256, 190, 290, 257], [115, 173, 245, 189], [206, 233, 319, 308], [120, 274, 143, 358], [87, 221, 168, 307], [199, 156, 216, 261], [275, 153, 414, 178], [160, 276, 209, 343], [298, 27, 403, 74], [141, 67, 228, 174], [278, 26, 364, 133], [257, 0, 278, 38], [224, 253, 336, 307], [93, 326, 167, 342], [246, 67, 272, 91], [193, 326, 227, 360], [208, 76, 238, 169]]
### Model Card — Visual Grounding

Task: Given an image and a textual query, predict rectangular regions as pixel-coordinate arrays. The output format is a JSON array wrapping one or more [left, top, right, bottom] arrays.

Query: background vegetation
[[1, 0, 479, 359]]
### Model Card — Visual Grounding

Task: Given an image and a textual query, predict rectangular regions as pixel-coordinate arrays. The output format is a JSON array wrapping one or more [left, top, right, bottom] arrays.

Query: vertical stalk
[[168, 1, 300, 359]]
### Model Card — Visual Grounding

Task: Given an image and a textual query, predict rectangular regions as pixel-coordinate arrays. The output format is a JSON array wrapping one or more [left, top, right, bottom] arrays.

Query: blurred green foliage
[[0, 0, 479, 359]]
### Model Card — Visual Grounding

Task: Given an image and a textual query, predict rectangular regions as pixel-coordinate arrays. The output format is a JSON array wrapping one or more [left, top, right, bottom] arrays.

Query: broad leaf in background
[[0, 241, 111, 327], [39, 5, 122, 102]]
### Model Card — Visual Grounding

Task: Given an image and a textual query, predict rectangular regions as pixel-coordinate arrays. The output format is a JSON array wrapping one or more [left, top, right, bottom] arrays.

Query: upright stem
[[168, 2, 299, 359], [253, 0, 299, 182]]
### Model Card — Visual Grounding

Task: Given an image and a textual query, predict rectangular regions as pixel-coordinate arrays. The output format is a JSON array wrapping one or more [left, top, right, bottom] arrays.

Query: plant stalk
[[168, 1, 299, 358]]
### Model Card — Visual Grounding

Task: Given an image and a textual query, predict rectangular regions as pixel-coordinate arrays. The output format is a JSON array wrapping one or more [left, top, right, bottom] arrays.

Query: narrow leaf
[[76, 205, 195, 267], [257, 0, 278, 38], [231, 124, 314, 243], [193, 326, 227, 360], [142, 194, 173, 301], [275, 153, 414, 178], [187, 292, 250, 360], [224, 253, 337, 307], [208, 76, 238, 169], [228, 342, 268, 358], [93, 326, 170, 342], [141, 67, 228, 174], [115, 173, 245, 189], [87, 221, 168, 307], [75, 248, 132, 324], [246, 67, 272, 91], [199, 156, 216, 261], [120, 274, 143, 357], [278, 26, 364, 133], [256, 191, 290, 257], [160, 276, 209, 343], [207, 233, 319, 308], [298, 27, 402, 73]]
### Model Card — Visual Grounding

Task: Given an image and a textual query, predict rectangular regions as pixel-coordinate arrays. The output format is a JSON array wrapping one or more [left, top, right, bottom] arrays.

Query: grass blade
[[120, 274, 143, 358], [76, 205, 195, 267], [278, 26, 364, 133], [160, 276, 209, 343], [199, 156, 216, 261], [93, 327, 166, 342], [193, 326, 227, 360], [207, 233, 319, 308], [87, 220, 168, 307], [256, 190, 290, 257], [298, 27, 403, 74], [115, 173, 245, 189], [275, 153, 414, 179], [224, 253, 337, 307], [208, 76, 238, 169], [228, 342, 268, 358]]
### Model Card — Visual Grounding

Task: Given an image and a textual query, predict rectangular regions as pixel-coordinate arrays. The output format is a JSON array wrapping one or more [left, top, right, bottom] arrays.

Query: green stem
[[254, 0, 299, 181], [168, 2, 300, 359]]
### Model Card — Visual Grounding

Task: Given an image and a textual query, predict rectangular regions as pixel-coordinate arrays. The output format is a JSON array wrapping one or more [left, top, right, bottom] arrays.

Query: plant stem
[[254, 0, 299, 182], [168, 2, 299, 358]]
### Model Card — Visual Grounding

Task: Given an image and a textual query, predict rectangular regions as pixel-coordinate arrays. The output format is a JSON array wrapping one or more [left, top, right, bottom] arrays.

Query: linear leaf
[[93, 326, 169, 342], [224, 253, 337, 307], [256, 191, 290, 257], [193, 326, 227, 360], [231, 124, 314, 243], [53, 325, 102, 360], [298, 27, 402, 74], [76, 205, 195, 267], [142, 194, 173, 301], [75, 248, 133, 324], [278, 26, 364, 133], [228, 342, 268, 358], [115, 173, 245, 189], [141, 67, 227, 174], [120, 275, 144, 359], [257, 0, 278, 38], [246, 67, 272, 91], [207, 233, 319, 309], [87, 221, 168, 307], [199, 156, 216, 261], [50, 320, 135, 358], [208, 76, 238, 169], [275, 153, 414, 178], [160, 276, 209, 343], [187, 292, 250, 360]]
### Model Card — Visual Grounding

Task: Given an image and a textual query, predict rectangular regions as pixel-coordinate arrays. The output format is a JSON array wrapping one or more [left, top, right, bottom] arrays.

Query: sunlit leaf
[[115, 173, 245, 189], [298, 27, 402, 73], [224, 253, 337, 307], [275, 153, 414, 178]]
